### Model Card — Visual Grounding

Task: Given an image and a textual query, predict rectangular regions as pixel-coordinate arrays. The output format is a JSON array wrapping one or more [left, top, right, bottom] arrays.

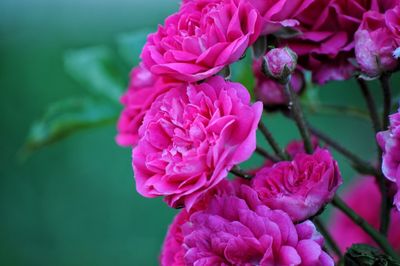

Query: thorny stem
[[380, 74, 392, 130], [230, 165, 254, 179], [256, 146, 280, 162], [258, 121, 288, 160], [313, 217, 342, 258], [378, 73, 393, 236], [283, 81, 313, 154], [358, 78, 391, 235], [358, 79, 381, 133], [332, 196, 400, 260]]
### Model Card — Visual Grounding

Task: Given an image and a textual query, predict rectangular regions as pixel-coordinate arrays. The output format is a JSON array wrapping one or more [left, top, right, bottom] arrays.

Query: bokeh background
[[1, 0, 399, 265]]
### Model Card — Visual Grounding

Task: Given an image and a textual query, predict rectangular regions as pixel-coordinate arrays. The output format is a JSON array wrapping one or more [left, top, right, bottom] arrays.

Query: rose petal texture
[[161, 181, 334, 266], [329, 176, 400, 253], [116, 64, 178, 147], [141, 0, 262, 82], [377, 107, 400, 210], [282, 0, 398, 84], [355, 10, 399, 77], [251, 148, 342, 222], [132, 76, 262, 209]]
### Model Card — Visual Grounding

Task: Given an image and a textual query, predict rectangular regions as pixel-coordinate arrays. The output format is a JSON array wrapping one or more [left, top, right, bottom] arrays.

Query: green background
[[0, 0, 398, 265]]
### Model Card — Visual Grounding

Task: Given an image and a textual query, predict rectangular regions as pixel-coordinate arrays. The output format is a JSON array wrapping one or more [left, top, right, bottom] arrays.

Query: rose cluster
[[114, 0, 400, 264]]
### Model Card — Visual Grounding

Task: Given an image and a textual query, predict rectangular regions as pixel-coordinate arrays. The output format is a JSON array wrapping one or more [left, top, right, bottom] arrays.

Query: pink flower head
[[263, 47, 297, 82], [253, 56, 304, 110], [251, 148, 342, 222], [329, 176, 400, 253], [355, 10, 399, 77], [132, 76, 262, 209], [377, 107, 400, 210], [116, 64, 174, 147], [285, 0, 398, 84], [141, 0, 262, 82], [248, 0, 314, 34], [161, 181, 334, 265]]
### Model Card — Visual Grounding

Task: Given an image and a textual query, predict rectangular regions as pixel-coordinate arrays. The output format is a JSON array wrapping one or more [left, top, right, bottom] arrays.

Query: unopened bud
[[262, 47, 297, 83]]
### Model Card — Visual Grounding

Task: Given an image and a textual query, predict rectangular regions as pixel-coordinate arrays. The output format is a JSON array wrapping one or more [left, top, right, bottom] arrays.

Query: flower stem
[[230, 165, 254, 179], [283, 81, 313, 154], [332, 196, 399, 260], [357, 78, 381, 133], [256, 146, 280, 162], [313, 217, 342, 258], [308, 125, 379, 176], [258, 121, 288, 160], [380, 74, 392, 130]]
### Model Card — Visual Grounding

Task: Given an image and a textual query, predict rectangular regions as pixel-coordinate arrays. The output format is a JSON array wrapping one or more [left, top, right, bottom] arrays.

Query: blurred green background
[[0, 0, 399, 265]]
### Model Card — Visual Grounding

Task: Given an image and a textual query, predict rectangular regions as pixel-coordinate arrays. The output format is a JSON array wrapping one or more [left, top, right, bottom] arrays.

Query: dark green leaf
[[64, 46, 125, 102], [344, 244, 400, 266], [116, 29, 151, 67], [23, 98, 119, 153]]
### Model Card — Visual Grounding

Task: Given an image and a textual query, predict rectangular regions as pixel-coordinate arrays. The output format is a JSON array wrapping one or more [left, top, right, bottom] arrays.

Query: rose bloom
[[377, 107, 400, 210], [251, 148, 342, 222], [132, 76, 262, 209], [253, 56, 304, 110], [355, 10, 399, 77], [329, 176, 400, 253], [161, 181, 334, 265], [285, 137, 320, 158], [141, 0, 262, 82], [116, 64, 175, 147], [248, 0, 314, 34], [283, 0, 398, 84]]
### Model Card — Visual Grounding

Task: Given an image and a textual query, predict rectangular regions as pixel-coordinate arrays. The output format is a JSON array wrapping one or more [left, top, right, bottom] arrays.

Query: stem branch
[[332, 196, 399, 260]]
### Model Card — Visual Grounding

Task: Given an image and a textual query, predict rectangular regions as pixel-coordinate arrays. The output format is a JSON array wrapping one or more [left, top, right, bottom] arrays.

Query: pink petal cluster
[[355, 7, 400, 77], [116, 64, 175, 146], [253, 57, 304, 109], [161, 181, 334, 265], [248, 0, 314, 34], [133, 76, 262, 209], [285, 136, 320, 158], [284, 0, 398, 84], [377, 107, 400, 210], [251, 148, 342, 222], [329, 176, 400, 253], [141, 0, 262, 82]]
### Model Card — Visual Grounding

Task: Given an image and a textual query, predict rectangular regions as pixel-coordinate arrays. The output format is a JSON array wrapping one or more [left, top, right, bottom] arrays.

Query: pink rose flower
[[329, 176, 400, 253], [285, 0, 397, 84], [251, 148, 342, 222], [355, 10, 399, 77], [377, 108, 400, 210], [253, 56, 304, 110], [116, 64, 173, 147], [132, 76, 262, 209], [141, 0, 262, 82], [248, 0, 314, 34], [161, 181, 334, 265]]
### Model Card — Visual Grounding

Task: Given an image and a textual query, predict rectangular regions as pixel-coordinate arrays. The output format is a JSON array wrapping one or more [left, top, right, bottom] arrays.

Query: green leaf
[[116, 29, 151, 67], [344, 244, 400, 266], [23, 98, 119, 153], [64, 46, 125, 102]]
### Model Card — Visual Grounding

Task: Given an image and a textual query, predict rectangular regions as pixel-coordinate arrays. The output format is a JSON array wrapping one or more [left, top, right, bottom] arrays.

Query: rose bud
[[262, 47, 297, 83], [251, 148, 342, 222]]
